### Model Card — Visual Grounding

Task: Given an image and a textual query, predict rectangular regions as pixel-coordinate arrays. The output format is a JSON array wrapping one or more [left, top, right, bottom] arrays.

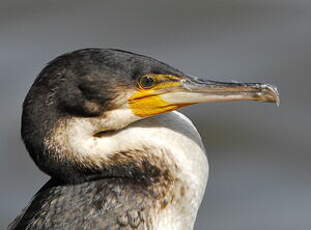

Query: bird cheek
[[128, 91, 179, 117]]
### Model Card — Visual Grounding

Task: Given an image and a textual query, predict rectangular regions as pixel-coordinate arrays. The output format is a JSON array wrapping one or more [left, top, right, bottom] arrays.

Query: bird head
[[33, 49, 278, 124]]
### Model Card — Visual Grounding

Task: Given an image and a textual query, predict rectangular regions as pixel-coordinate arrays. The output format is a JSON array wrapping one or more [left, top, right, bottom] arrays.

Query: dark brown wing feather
[[8, 178, 153, 230]]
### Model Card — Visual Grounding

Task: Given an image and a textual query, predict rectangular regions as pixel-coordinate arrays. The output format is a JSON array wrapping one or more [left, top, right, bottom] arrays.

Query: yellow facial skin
[[128, 74, 186, 117]]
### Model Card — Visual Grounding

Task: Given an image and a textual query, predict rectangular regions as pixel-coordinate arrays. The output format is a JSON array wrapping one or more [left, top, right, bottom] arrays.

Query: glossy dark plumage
[[9, 178, 153, 230]]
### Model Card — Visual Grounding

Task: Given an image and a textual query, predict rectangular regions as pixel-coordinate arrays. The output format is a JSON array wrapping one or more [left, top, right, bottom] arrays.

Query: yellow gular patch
[[128, 90, 179, 117], [128, 74, 184, 117]]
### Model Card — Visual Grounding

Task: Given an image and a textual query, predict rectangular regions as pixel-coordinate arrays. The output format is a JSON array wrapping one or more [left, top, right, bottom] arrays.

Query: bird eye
[[138, 75, 155, 89]]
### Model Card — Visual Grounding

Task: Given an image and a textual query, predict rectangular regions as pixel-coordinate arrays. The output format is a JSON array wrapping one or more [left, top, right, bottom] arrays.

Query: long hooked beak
[[160, 77, 280, 106]]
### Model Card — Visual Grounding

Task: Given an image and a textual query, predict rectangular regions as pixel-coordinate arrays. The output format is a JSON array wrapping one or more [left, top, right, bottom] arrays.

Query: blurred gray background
[[0, 0, 310, 229]]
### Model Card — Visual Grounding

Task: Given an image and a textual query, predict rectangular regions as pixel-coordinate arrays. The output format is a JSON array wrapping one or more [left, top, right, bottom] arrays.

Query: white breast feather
[[62, 111, 209, 230]]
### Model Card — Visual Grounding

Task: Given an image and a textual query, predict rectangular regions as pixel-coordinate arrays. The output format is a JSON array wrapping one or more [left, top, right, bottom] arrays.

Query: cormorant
[[9, 49, 279, 230]]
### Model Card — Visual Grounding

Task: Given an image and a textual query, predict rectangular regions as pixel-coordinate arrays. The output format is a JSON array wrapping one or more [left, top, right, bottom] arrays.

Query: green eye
[[138, 75, 155, 89]]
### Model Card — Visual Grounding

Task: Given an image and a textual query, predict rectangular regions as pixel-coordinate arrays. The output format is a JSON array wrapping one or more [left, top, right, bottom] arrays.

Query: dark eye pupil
[[140, 76, 154, 88]]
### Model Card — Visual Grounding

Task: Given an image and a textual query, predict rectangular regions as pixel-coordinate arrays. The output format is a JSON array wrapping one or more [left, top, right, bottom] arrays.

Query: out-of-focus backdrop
[[0, 0, 310, 229]]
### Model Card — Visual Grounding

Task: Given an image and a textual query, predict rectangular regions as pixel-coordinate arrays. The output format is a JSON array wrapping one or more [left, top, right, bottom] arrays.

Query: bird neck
[[43, 111, 209, 229]]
